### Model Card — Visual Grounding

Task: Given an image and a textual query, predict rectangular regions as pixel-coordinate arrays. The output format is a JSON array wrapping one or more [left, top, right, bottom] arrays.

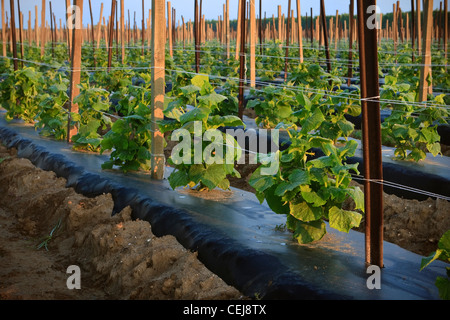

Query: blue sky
[[1, 0, 444, 27]]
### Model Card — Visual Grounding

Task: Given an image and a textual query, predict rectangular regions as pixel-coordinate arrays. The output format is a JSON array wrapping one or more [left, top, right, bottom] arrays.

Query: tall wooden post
[[167, 1, 172, 57], [235, 0, 242, 60], [68, 0, 83, 143], [141, 0, 145, 55], [320, 0, 331, 74], [417, 0, 421, 55], [419, 0, 434, 102], [444, 0, 448, 66], [150, 0, 166, 180], [120, 0, 124, 63], [310, 7, 313, 44], [335, 10, 339, 51], [348, 0, 354, 86], [357, 0, 384, 268], [65, 0, 72, 57], [107, 0, 115, 71], [40, 0, 45, 57], [296, 0, 303, 63], [88, 0, 96, 67], [1, 0, 5, 57], [96, 3, 103, 49], [238, 0, 246, 119], [194, 0, 199, 73], [411, 0, 416, 62], [9, 0, 17, 70], [284, 0, 291, 82], [17, 0, 24, 66], [249, 0, 256, 88]]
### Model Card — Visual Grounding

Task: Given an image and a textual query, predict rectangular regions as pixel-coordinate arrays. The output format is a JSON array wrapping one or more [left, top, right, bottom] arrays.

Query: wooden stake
[[9, 0, 17, 70], [141, 0, 145, 55], [348, 0, 354, 86], [40, 0, 45, 57], [87, 0, 96, 67], [107, 0, 115, 71], [417, 0, 421, 55], [444, 0, 448, 68], [96, 3, 103, 49], [1, 0, 5, 57], [167, 1, 172, 57], [150, 0, 166, 180], [411, 0, 416, 62], [238, 0, 246, 119], [68, 0, 83, 142], [49, 1, 55, 58], [419, 0, 434, 102], [120, 0, 124, 63], [284, 0, 291, 82], [18, 1, 25, 63], [249, 0, 256, 87], [320, 0, 331, 75], [296, 0, 303, 63], [357, 0, 384, 269], [235, 0, 242, 60], [65, 0, 71, 57], [335, 10, 339, 51]]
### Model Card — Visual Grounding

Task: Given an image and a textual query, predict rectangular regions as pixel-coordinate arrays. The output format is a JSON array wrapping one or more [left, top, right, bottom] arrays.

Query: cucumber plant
[[159, 75, 244, 191], [100, 78, 153, 172], [70, 83, 112, 152], [249, 123, 364, 244], [420, 230, 450, 300], [380, 76, 448, 161]]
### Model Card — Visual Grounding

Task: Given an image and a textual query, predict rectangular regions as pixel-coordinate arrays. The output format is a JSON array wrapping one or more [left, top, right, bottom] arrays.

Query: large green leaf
[[289, 201, 323, 222], [328, 206, 362, 233], [249, 166, 275, 193], [300, 108, 325, 134], [179, 107, 209, 124], [289, 216, 327, 244]]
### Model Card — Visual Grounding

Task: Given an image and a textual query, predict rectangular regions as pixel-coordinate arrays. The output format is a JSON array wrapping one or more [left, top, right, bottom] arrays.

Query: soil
[[0, 144, 245, 300]]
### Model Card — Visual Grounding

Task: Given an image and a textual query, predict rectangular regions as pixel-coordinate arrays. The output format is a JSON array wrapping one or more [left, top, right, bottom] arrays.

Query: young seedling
[[36, 218, 62, 251]]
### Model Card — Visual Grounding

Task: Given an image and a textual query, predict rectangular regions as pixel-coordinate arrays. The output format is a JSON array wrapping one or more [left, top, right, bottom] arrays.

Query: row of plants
[[0, 41, 448, 243], [0, 39, 449, 299]]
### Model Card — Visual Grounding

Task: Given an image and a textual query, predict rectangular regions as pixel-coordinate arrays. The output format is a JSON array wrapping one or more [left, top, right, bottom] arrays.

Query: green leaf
[[198, 92, 227, 108], [435, 276, 450, 301], [291, 217, 327, 244], [111, 119, 128, 134], [200, 164, 228, 190], [274, 169, 310, 196], [337, 119, 355, 136], [179, 107, 209, 124], [168, 169, 190, 189], [290, 201, 323, 222], [346, 187, 365, 212], [264, 185, 290, 215], [328, 206, 362, 233], [301, 190, 327, 207], [191, 74, 209, 88], [427, 142, 441, 157], [300, 108, 325, 134], [420, 249, 444, 271], [249, 166, 275, 192]]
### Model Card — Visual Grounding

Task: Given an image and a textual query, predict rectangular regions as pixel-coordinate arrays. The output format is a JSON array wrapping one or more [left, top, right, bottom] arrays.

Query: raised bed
[[0, 114, 448, 300]]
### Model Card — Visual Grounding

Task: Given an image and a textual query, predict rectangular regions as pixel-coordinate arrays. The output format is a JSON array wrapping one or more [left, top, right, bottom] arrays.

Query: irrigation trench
[[0, 112, 448, 300]]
